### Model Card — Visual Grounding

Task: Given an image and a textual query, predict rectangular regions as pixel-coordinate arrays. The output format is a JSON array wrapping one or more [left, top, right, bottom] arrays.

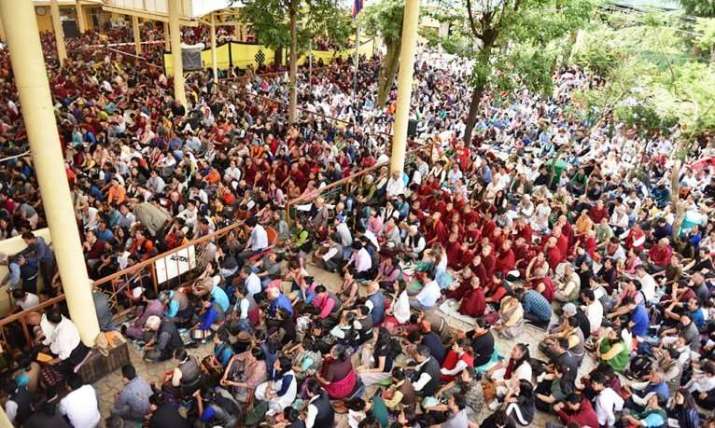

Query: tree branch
[[465, 0, 484, 40]]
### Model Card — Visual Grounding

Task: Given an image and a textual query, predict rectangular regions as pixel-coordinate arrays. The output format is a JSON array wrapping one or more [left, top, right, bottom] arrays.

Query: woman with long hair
[[667, 388, 701, 428], [504, 379, 536, 426], [485, 343, 533, 407], [358, 328, 400, 387]]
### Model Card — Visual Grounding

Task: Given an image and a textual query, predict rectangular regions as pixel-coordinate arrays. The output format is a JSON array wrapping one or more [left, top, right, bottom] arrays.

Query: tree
[[434, 0, 596, 143], [238, 0, 352, 122], [680, 0, 715, 18], [360, 0, 405, 107], [571, 11, 715, 241]]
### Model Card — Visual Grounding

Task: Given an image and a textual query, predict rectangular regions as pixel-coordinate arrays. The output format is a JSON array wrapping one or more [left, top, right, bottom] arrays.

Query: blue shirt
[[645, 382, 669, 403], [689, 308, 705, 330], [269, 293, 294, 318], [210, 286, 230, 313], [522, 290, 552, 322], [630, 304, 649, 336]]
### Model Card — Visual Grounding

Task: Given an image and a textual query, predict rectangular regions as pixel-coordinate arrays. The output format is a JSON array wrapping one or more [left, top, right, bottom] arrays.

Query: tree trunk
[[463, 86, 483, 145], [288, 0, 298, 124], [274, 46, 283, 68], [670, 159, 685, 243], [377, 38, 401, 107]]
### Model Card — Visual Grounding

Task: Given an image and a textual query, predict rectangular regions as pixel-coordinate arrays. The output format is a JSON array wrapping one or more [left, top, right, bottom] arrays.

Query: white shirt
[[351, 248, 372, 272], [637, 273, 658, 303], [16, 293, 39, 310], [59, 385, 101, 428], [305, 395, 320, 428], [585, 300, 604, 334], [386, 176, 405, 197], [250, 224, 269, 251], [335, 222, 353, 247], [416, 280, 441, 308], [245, 272, 262, 297], [43, 316, 81, 360], [596, 387, 624, 427]]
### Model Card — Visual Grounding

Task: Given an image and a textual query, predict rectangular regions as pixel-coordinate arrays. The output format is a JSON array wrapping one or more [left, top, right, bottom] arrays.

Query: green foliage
[[239, 0, 293, 50], [433, 0, 598, 93], [694, 18, 715, 52], [360, 0, 405, 45], [239, 0, 353, 53], [680, 0, 715, 18], [571, 14, 715, 140]]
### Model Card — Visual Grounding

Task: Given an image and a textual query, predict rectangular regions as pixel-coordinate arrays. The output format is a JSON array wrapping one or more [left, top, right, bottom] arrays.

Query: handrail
[[0, 295, 66, 328], [0, 220, 245, 330], [92, 220, 243, 288]]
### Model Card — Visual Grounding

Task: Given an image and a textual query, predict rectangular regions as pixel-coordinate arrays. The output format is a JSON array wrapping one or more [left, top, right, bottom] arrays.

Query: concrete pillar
[[210, 13, 217, 83], [163, 21, 170, 50], [0, 9, 5, 41], [390, 0, 420, 174], [0, 0, 99, 346], [49, 0, 68, 66], [234, 23, 241, 41], [75, 0, 86, 34], [0, 405, 12, 427], [168, 0, 187, 107], [132, 15, 142, 55]]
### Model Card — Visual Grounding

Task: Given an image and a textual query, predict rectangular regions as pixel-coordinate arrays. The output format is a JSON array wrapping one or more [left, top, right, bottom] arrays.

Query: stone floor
[[94, 264, 596, 427]]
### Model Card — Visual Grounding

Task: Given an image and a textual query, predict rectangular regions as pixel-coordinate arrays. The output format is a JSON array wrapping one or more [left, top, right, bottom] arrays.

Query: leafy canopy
[[680, 0, 715, 18], [238, 0, 353, 53], [570, 11, 715, 139]]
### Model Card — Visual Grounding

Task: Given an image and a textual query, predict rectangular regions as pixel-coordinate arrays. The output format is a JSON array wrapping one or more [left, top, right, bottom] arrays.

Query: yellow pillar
[[163, 21, 170, 50], [0, 406, 12, 427], [0, 11, 5, 41], [49, 0, 68, 67], [168, 0, 187, 107], [132, 15, 142, 55], [75, 0, 86, 34], [234, 23, 241, 41], [0, 0, 99, 346], [389, 0, 420, 174], [210, 14, 218, 83]]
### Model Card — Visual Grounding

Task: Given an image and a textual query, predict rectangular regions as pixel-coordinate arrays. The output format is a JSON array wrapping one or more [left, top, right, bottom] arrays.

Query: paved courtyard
[[95, 264, 596, 426]]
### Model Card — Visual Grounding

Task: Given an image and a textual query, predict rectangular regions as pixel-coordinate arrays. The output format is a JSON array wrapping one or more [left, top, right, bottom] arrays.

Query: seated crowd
[[1, 21, 715, 428]]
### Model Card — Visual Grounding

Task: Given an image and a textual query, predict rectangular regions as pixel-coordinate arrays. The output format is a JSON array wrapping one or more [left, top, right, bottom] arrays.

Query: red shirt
[[495, 249, 516, 274], [556, 398, 599, 428], [547, 246, 563, 269], [589, 206, 608, 223], [649, 244, 672, 267], [459, 287, 486, 318]]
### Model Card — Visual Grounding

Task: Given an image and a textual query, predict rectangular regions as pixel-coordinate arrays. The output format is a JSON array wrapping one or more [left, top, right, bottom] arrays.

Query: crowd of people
[[1, 14, 715, 428]]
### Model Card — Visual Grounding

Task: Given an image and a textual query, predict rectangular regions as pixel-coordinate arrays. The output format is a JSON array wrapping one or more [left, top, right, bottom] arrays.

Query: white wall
[[105, 0, 233, 18], [0, 229, 52, 316]]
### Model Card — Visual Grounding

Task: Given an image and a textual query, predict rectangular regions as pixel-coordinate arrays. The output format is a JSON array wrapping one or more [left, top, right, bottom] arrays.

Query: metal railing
[[0, 220, 246, 348]]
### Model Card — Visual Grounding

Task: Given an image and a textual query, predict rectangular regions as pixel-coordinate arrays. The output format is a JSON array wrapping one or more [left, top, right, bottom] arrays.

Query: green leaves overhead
[[359, 0, 405, 44], [570, 13, 715, 140], [239, 0, 353, 54], [680, 0, 715, 18]]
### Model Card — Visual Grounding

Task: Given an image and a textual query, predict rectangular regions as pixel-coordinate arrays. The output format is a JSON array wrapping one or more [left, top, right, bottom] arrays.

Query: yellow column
[[0, 11, 5, 41], [0, 0, 99, 345], [0, 406, 12, 427], [210, 14, 218, 83], [75, 0, 86, 34], [132, 15, 142, 55], [163, 21, 170, 50], [49, 0, 68, 67], [168, 0, 187, 107], [390, 0, 420, 174]]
